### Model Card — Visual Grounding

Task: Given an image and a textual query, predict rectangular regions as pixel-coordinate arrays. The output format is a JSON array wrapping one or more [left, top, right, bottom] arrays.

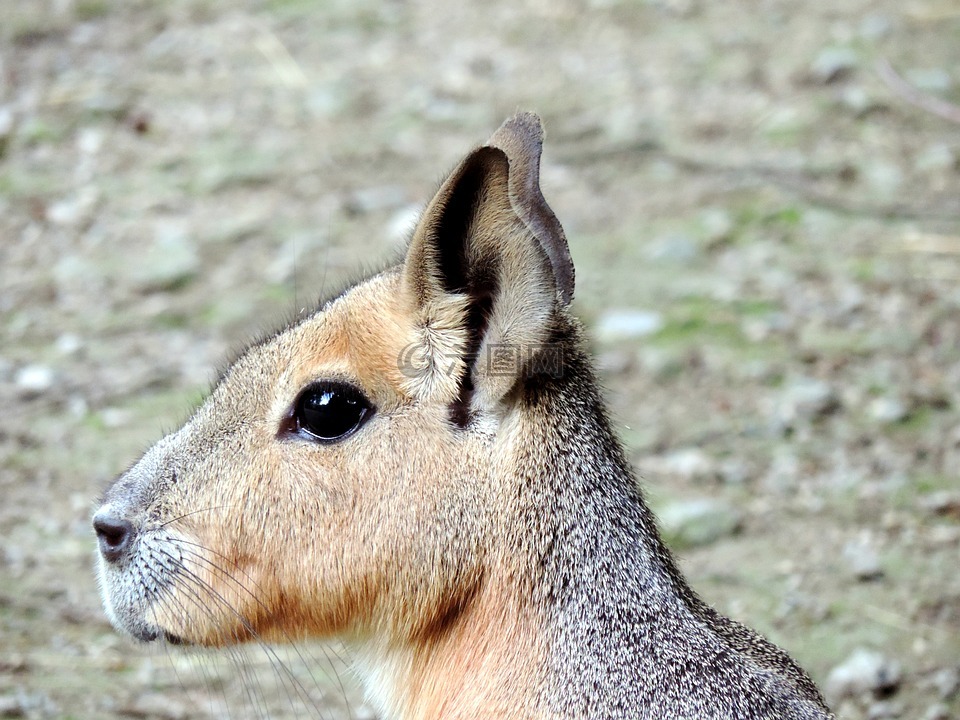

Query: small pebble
[[0, 694, 25, 718], [840, 85, 885, 116], [344, 185, 407, 215], [931, 666, 959, 700], [55, 333, 82, 356], [595, 309, 665, 342], [647, 448, 715, 481], [388, 204, 422, 244], [67, 395, 88, 418], [352, 706, 379, 720], [0, 106, 13, 148], [131, 220, 200, 293], [867, 700, 902, 719], [922, 703, 950, 720], [868, 397, 908, 424], [657, 498, 742, 549], [918, 492, 960, 519], [698, 207, 734, 245], [861, 159, 904, 199], [14, 364, 55, 397], [100, 408, 133, 429], [859, 14, 892, 40], [777, 376, 840, 425], [826, 648, 902, 703], [717, 458, 750, 485], [77, 126, 104, 155], [905, 68, 952, 92], [119, 692, 186, 720], [595, 349, 634, 376], [46, 197, 85, 226], [646, 234, 698, 262], [843, 539, 884, 581], [811, 47, 858, 84], [914, 144, 956, 173]]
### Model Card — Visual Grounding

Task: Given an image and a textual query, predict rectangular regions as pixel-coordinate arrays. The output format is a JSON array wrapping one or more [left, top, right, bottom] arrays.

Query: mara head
[[93, 113, 577, 651]]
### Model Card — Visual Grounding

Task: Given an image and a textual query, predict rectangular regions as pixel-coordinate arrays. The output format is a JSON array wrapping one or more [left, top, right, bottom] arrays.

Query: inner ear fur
[[402, 116, 571, 422]]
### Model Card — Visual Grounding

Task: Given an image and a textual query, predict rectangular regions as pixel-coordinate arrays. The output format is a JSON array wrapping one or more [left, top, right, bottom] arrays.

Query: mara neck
[[351, 578, 549, 720]]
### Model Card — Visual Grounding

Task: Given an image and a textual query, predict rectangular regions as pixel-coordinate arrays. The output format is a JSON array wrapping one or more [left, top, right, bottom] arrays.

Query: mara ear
[[485, 112, 574, 304], [401, 112, 574, 425]]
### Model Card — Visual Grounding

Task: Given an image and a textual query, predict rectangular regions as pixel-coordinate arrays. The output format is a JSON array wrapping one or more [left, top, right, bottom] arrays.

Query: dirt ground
[[1, 0, 959, 718]]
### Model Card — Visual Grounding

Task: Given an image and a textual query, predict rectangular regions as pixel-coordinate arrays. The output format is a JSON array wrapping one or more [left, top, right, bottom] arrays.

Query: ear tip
[[486, 111, 576, 307], [502, 111, 545, 139], [486, 112, 545, 155]]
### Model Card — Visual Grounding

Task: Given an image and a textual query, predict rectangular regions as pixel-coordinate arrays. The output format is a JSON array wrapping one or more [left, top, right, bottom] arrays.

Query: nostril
[[93, 512, 135, 563]]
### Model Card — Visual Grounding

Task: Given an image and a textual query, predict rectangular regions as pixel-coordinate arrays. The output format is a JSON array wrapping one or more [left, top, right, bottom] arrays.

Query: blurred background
[[1, 0, 959, 718]]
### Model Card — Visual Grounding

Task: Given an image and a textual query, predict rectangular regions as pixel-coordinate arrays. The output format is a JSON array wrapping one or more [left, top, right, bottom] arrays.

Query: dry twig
[[876, 58, 960, 125]]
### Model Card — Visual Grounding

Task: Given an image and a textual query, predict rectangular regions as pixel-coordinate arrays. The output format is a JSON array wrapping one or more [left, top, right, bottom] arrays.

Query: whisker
[[160, 633, 229, 720], [171, 553, 334, 720], [172, 539, 356, 719], [154, 548, 335, 719], [151, 570, 238, 719], [157, 505, 236, 530], [156, 563, 284, 720], [156, 556, 292, 716]]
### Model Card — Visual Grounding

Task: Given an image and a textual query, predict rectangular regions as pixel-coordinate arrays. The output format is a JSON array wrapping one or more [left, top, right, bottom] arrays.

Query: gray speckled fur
[[510, 325, 832, 719]]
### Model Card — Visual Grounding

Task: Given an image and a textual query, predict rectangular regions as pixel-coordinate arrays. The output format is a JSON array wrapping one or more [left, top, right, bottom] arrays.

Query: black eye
[[285, 382, 374, 443]]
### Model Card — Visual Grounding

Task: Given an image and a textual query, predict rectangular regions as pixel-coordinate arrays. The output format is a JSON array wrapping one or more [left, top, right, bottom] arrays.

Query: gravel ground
[[1, 1, 959, 718]]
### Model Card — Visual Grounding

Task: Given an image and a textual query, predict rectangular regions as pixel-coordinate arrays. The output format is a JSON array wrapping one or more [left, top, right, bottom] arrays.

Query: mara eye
[[287, 382, 374, 443]]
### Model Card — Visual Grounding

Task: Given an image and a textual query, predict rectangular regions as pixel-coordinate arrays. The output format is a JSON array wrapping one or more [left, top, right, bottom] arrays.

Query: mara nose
[[93, 510, 136, 564]]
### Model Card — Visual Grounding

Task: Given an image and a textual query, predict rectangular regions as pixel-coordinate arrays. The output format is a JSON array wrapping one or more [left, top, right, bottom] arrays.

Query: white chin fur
[[95, 554, 122, 630], [95, 553, 163, 642]]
